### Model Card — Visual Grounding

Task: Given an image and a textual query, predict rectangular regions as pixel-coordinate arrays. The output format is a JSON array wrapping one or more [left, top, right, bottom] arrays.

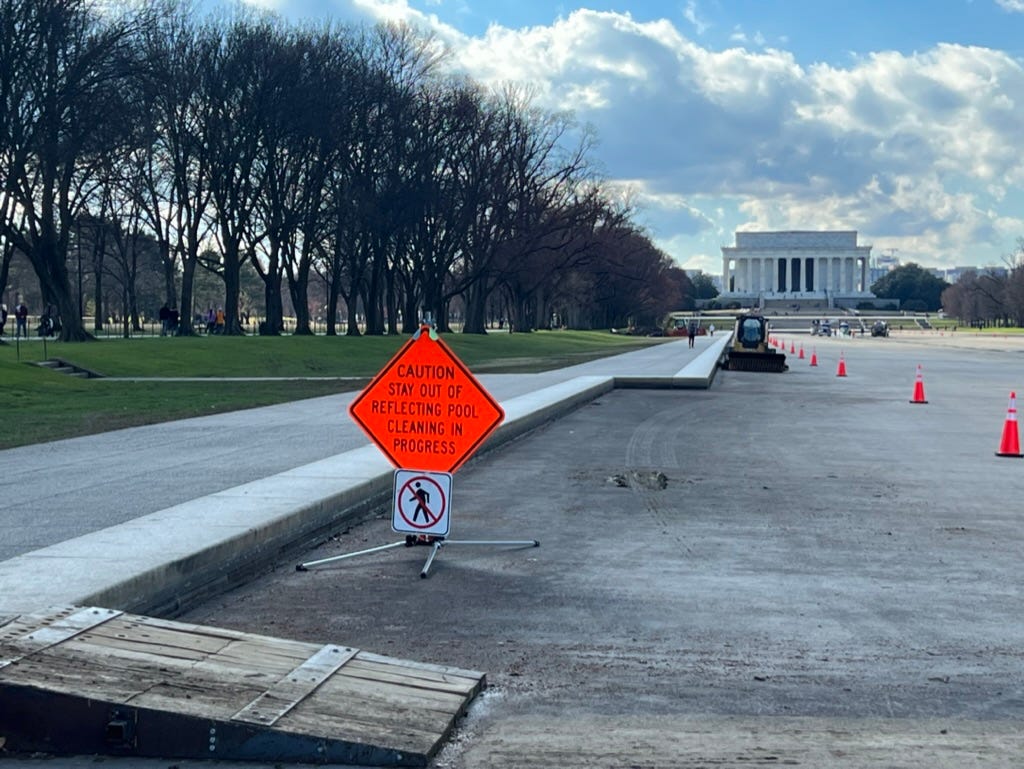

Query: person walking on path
[[687, 319, 699, 348], [14, 301, 28, 339], [0, 304, 7, 336], [159, 304, 170, 336]]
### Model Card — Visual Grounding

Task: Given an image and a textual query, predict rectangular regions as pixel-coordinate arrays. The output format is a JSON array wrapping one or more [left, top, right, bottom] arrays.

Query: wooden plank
[[77, 616, 235, 658], [125, 680, 266, 720], [280, 701, 450, 756], [279, 675, 476, 761], [277, 673, 469, 742], [315, 668, 471, 713], [121, 614, 254, 639], [356, 650, 486, 682], [340, 657, 483, 696], [232, 644, 359, 727], [289, 690, 463, 737], [4, 646, 266, 717], [1, 654, 161, 702], [0, 607, 121, 670], [199, 636, 321, 670], [63, 633, 212, 665], [68, 619, 315, 678], [186, 637, 327, 689], [125, 615, 320, 655]]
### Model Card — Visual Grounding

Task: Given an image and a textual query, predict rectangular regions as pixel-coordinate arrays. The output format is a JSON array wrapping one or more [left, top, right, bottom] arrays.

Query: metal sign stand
[[297, 324, 538, 578], [417, 536, 541, 578], [297, 535, 539, 579]]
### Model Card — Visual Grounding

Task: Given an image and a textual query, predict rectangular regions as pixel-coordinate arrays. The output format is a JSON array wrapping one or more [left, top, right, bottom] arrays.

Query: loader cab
[[738, 316, 766, 348]]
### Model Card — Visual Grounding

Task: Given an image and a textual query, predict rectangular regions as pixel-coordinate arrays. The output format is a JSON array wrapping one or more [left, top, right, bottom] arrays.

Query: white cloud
[[683, 0, 709, 36], [728, 26, 765, 47], [453, 10, 1024, 267], [264, 1, 1024, 270], [996, 0, 1024, 11]]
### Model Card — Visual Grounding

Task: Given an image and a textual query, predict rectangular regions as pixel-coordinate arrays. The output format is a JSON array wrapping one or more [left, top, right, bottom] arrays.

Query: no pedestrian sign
[[392, 469, 452, 536], [348, 326, 505, 472]]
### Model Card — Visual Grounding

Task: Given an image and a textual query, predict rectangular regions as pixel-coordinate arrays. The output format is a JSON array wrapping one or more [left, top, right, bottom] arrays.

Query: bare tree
[[250, 25, 340, 336], [135, 2, 219, 334], [0, 0, 152, 341], [202, 14, 276, 335]]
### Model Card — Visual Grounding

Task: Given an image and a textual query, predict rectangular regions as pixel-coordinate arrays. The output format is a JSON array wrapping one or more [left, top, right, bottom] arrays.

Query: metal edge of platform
[[0, 682, 431, 766]]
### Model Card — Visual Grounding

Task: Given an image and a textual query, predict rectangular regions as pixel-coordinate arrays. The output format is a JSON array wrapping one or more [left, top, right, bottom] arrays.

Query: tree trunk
[[345, 292, 361, 336], [121, 282, 130, 339], [462, 281, 489, 334], [160, 242, 177, 308], [178, 255, 198, 336], [325, 279, 340, 336], [27, 234, 91, 342], [221, 233, 243, 336], [262, 270, 284, 335], [92, 263, 104, 332], [0, 241, 12, 312], [385, 266, 399, 335], [288, 258, 313, 336], [403, 291, 419, 335], [129, 281, 141, 332]]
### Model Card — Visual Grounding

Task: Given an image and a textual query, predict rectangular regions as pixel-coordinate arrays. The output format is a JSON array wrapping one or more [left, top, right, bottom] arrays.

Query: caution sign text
[[349, 328, 505, 472]]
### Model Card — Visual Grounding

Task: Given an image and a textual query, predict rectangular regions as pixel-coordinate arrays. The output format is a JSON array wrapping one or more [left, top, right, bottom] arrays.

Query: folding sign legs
[[296, 535, 540, 578], [418, 537, 541, 579], [295, 540, 407, 571]]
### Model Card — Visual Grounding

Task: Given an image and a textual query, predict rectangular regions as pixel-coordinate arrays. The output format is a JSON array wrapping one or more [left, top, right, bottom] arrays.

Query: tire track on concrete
[[623, 400, 690, 544]]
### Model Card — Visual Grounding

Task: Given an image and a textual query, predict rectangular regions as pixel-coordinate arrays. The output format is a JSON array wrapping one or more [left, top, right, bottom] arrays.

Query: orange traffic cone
[[798, 345, 805, 359], [790, 341, 796, 354], [996, 392, 1023, 457], [810, 348, 818, 367], [909, 364, 928, 404], [836, 353, 847, 377]]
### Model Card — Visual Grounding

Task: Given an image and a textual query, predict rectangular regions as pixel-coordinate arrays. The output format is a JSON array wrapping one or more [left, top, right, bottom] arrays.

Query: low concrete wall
[[0, 376, 621, 617], [613, 335, 731, 389]]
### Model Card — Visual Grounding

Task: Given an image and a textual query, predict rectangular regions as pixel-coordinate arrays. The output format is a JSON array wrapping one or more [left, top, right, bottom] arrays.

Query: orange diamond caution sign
[[348, 326, 505, 472]]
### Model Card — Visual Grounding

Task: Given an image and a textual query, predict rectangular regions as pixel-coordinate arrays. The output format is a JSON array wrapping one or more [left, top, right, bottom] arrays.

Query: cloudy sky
[[232, 0, 1024, 276]]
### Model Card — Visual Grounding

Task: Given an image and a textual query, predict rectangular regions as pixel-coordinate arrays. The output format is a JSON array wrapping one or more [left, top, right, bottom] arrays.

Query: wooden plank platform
[[0, 606, 485, 766]]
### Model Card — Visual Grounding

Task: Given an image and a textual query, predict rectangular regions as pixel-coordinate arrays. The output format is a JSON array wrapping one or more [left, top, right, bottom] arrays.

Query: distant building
[[876, 254, 901, 271], [869, 253, 901, 288], [720, 230, 874, 308]]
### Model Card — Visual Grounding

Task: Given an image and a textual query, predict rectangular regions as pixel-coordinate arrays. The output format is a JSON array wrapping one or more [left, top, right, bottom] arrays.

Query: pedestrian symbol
[[410, 482, 432, 523], [392, 470, 452, 537]]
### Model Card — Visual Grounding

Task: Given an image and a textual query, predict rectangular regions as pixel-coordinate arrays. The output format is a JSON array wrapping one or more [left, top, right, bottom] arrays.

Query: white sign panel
[[392, 470, 452, 537]]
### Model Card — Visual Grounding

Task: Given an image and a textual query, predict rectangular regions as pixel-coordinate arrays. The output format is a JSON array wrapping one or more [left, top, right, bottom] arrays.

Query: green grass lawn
[[0, 330, 662, 449]]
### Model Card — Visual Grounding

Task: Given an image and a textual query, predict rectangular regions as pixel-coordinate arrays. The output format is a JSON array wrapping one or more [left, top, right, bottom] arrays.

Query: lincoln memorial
[[720, 230, 874, 307]]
